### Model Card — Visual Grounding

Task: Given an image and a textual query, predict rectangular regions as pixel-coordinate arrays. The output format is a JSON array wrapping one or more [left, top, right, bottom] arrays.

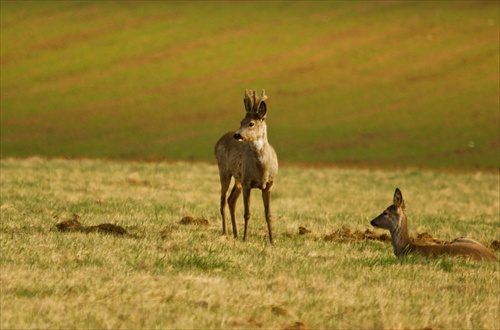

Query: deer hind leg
[[219, 174, 231, 236], [227, 181, 242, 238], [242, 186, 252, 241], [262, 187, 274, 245]]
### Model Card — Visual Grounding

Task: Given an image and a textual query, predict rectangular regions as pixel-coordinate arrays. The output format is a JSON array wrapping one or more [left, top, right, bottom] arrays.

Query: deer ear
[[393, 188, 404, 208], [256, 101, 267, 120]]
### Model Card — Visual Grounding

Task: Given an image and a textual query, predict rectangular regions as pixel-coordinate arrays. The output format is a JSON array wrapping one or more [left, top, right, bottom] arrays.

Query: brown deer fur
[[214, 89, 278, 244], [371, 188, 497, 261]]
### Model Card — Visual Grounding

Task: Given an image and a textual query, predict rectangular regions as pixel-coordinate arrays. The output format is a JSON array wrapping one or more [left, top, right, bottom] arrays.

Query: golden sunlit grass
[[1, 158, 499, 328]]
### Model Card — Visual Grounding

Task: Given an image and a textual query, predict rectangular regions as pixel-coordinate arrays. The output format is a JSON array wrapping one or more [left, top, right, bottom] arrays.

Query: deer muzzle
[[234, 133, 244, 141]]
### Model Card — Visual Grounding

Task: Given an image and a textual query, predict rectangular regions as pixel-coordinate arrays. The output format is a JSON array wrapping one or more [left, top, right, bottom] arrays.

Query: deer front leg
[[262, 185, 274, 245], [242, 186, 252, 241], [219, 175, 231, 236], [227, 181, 242, 238]]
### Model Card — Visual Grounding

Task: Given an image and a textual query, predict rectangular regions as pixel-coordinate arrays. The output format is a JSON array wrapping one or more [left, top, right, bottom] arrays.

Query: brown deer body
[[371, 188, 497, 261], [214, 89, 278, 244]]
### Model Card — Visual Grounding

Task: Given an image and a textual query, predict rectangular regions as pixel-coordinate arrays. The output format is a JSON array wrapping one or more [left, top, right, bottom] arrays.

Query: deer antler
[[244, 89, 267, 113]]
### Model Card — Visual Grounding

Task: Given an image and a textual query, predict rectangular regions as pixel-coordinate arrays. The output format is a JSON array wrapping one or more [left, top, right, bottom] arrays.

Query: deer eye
[[248, 122, 255, 127]]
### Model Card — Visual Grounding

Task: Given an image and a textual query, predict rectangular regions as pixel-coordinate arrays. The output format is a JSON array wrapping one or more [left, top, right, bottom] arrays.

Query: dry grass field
[[1, 158, 498, 329]]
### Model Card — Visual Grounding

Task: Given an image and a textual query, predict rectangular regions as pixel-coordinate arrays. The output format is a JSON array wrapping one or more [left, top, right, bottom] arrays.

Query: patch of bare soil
[[490, 240, 500, 251], [322, 226, 455, 246], [324, 226, 390, 243], [159, 216, 210, 240], [55, 214, 131, 236], [179, 216, 209, 226], [85, 223, 129, 235], [228, 318, 264, 328], [271, 306, 288, 316], [284, 321, 309, 330], [298, 226, 311, 235], [55, 217, 85, 232]]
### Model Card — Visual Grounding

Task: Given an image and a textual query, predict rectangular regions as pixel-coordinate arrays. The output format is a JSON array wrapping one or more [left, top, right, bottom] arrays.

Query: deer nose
[[234, 133, 243, 141]]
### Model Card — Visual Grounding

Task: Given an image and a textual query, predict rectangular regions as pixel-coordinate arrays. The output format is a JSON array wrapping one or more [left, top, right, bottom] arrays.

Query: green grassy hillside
[[1, 1, 499, 171]]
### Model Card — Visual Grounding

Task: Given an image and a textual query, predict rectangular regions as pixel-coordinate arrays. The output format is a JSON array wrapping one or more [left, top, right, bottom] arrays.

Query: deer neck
[[249, 129, 270, 155], [252, 137, 266, 151], [390, 210, 412, 257]]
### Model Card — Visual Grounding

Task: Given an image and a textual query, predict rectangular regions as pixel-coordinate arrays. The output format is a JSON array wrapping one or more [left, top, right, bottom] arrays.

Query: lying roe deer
[[214, 89, 278, 244], [370, 188, 497, 261]]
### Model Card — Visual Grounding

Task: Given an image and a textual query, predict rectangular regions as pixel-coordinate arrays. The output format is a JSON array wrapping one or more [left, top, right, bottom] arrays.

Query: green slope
[[1, 1, 499, 171]]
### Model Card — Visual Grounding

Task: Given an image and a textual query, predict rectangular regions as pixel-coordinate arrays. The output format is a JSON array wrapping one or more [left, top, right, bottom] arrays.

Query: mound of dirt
[[55, 215, 130, 236], [271, 305, 288, 316], [490, 240, 500, 251], [179, 216, 209, 226], [85, 223, 128, 235], [412, 232, 445, 245], [285, 321, 309, 330], [55, 218, 85, 232], [298, 226, 311, 235], [324, 226, 390, 243]]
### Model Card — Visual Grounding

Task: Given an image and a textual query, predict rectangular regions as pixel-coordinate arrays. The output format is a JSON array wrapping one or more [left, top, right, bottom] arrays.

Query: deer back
[[410, 239, 497, 261]]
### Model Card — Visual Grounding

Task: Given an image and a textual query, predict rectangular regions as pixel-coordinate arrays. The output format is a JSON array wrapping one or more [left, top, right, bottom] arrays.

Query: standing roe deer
[[370, 188, 497, 261], [214, 89, 278, 244]]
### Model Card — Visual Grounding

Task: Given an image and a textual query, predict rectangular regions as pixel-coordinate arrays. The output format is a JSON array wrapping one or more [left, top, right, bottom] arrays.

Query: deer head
[[234, 89, 269, 143], [370, 188, 406, 232]]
